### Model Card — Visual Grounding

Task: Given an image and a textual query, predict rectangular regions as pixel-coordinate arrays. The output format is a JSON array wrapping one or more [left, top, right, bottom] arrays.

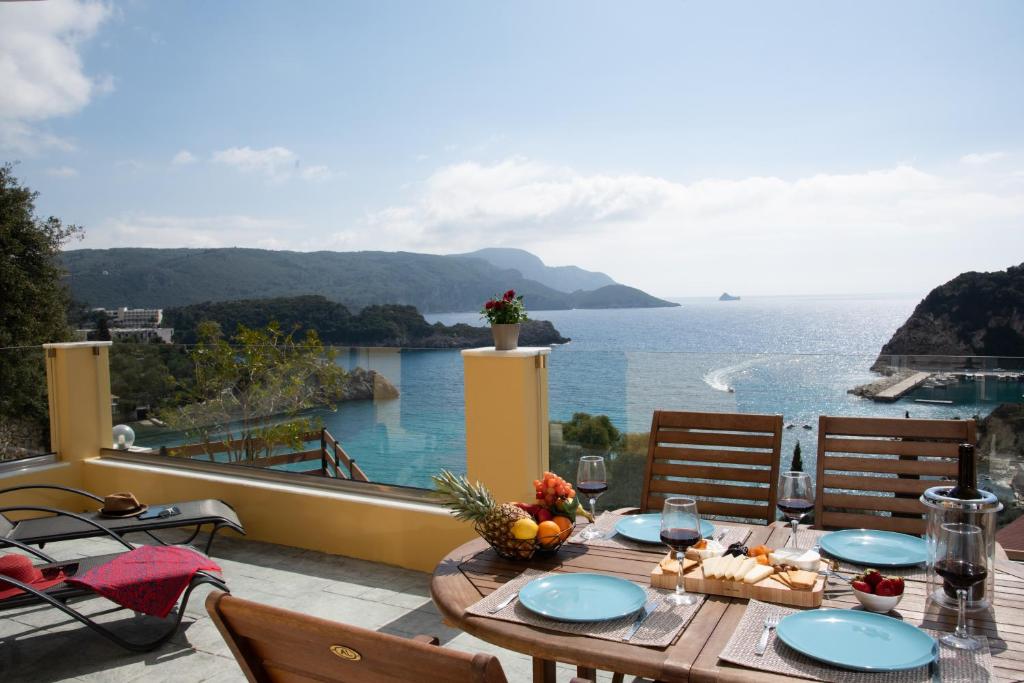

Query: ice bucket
[[921, 485, 1001, 611]]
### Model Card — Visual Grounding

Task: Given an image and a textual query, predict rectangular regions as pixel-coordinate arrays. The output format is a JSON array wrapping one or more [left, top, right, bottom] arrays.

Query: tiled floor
[[0, 533, 626, 682]]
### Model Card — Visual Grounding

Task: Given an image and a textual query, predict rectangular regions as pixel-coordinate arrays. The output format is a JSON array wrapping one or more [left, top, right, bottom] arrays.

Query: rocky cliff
[[873, 262, 1024, 370], [978, 403, 1024, 524]]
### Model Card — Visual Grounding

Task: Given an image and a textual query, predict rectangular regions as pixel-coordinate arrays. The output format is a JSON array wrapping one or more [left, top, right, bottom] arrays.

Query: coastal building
[[93, 306, 164, 327]]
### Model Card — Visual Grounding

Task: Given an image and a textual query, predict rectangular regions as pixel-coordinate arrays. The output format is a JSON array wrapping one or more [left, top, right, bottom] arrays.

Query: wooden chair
[[640, 410, 784, 524], [207, 590, 526, 683], [814, 415, 976, 535]]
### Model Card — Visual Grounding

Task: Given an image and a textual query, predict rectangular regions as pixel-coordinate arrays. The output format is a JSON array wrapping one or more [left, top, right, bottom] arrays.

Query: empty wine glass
[[576, 455, 607, 540], [777, 471, 814, 549], [660, 497, 701, 606], [935, 522, 986, 650]]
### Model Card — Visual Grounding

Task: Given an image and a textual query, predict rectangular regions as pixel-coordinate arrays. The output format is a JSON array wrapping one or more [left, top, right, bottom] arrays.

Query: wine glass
[[777, 472, 814, 549], [935, 522, 986, 650], [660, 497, 701, 606], [577, 455, 607, 540]]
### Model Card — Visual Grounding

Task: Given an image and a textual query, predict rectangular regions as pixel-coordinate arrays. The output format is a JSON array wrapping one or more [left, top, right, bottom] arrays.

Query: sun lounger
[[0, 484, 244, 554]]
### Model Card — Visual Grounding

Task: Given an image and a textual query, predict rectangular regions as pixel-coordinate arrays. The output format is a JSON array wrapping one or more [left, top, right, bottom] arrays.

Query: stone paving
[[0, 533, 631, 682]]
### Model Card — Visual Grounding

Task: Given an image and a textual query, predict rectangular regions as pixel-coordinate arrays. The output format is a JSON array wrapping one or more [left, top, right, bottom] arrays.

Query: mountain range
[[60, 247, 677, 313]]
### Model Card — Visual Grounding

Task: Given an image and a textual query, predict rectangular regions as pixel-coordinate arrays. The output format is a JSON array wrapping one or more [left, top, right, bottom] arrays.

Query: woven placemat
[[785, 529, 929, 582], [719, 599, 993, 682], [465, 569, 706, 648], [568, 513, 751, 552]]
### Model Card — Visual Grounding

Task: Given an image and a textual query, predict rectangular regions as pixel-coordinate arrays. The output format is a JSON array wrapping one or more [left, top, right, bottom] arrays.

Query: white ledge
[[43, 341, 113, 349], [460, 346, 551, 358]]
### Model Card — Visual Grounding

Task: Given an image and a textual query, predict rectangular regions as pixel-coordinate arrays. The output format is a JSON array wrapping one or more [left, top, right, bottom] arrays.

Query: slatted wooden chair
[[208, 591, 594, 683], [640, 410, 784, 524], [814, 415, 976, 535]]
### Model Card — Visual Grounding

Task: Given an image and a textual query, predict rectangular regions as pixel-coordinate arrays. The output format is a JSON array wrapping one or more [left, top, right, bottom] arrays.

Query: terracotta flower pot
[[491, 323, 521, 351]]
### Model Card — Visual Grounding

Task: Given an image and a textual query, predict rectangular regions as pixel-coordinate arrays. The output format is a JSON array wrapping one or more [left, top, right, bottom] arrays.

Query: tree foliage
[[792, 441, 804, 472], [160, 321, 347, 463], [562, 412, 622, 450], [0, 163, 81, 457]]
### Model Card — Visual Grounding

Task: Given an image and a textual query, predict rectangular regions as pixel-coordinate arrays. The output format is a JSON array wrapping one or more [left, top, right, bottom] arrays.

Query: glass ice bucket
[[921, 485, 1002, 612]]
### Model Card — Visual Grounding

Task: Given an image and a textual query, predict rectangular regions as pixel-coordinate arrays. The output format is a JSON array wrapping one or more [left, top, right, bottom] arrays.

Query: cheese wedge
[[743, 565, 774, 584], [769, 549, 821, 571], [685, 539, 726, 561], [723, 554, 744, 580], [703, 556, 723, 579], [733, 558, 757, 582]]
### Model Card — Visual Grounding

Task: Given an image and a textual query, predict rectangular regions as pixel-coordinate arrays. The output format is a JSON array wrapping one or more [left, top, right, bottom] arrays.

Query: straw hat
[[0, 554, 66, 600], [99, 492, 148, 518]]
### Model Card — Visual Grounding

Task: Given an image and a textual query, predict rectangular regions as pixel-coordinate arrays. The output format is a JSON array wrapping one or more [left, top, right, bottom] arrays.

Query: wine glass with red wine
[[660, 497, 701, 606], [577, 455, 608, 540], [936, 522, 986, 650], [777, 471, 814, 549]]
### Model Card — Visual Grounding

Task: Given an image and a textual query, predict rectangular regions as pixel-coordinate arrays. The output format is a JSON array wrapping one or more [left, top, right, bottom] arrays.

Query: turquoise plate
[[818, 529, 927, 568], [518, 573, 647, 623], [614, 513, 715, 545], [777, 609, 937, 672]]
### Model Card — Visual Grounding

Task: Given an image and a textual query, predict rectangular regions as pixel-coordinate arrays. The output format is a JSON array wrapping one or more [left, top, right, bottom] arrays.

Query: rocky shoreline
[[848, 368, 918, 399]]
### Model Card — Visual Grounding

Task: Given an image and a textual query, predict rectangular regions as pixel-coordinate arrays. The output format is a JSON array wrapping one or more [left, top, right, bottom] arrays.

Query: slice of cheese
[[703, 556, 723, 579], [743, 565, 775, 584], [733, 558, 757, 582], [723, 554, 744, 580]]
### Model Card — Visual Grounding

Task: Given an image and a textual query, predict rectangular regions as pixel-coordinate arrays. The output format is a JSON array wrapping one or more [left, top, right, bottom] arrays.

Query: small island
[[719, 292, 741, 301]]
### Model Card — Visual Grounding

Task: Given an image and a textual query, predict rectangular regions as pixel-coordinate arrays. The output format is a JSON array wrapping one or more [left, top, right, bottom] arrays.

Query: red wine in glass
[[777, 498, 814, 520], [660, 528, 702, 553], [577, 482, 608, 497], [935, 560, 988, 590]]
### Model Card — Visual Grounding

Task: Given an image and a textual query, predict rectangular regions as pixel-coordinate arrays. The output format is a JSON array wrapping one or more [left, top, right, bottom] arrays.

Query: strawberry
[[876, 576, 904, 597], [862, 568, 883, 589], [851, 579, 872, 594]]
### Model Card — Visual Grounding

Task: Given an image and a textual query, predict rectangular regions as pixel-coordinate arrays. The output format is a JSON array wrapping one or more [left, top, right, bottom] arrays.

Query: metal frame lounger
[[0, 506, 228, 652], [0, 484, 245, 555]]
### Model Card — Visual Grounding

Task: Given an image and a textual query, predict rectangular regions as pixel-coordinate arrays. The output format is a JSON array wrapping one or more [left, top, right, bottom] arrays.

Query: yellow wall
[[0, 461, 86, 519], [80, 459, 474, 571], [45, 342, 113, 460], [462, 347, 550, 505]]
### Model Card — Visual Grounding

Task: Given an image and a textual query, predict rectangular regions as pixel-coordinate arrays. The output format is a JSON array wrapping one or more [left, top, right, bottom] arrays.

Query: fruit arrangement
[[433, 470, 587, 560], [851, 568, 905, 612]]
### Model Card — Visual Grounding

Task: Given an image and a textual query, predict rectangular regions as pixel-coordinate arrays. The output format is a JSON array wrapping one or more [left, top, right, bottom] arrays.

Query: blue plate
[[777, 609, 937, 672], [818, 529, 927, 568], [518, 573, 647, 623], [613, 513, 715, 545]]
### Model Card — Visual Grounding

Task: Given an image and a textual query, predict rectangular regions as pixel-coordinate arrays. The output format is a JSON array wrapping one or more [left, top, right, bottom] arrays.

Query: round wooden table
[[430, 524, 775, 683]]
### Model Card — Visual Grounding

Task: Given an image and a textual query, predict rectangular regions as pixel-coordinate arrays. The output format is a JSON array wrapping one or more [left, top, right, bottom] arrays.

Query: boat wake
[[703, 358, 763, 393]]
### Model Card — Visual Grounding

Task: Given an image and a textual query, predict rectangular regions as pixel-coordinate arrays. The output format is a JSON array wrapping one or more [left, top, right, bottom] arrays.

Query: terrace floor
[[0, 533, 627, 682]]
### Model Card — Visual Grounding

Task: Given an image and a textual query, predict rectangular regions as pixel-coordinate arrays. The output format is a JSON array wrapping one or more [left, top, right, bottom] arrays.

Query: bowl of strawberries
[[851, 568, 905, 613]]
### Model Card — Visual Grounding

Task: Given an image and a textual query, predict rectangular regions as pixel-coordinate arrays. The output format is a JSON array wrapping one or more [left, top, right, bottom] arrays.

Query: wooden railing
[[163, 428, 369, 481]]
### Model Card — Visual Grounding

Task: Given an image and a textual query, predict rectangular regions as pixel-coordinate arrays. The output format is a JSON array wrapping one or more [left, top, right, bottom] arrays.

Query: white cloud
[[961, 151, 1007, 165], [211, 146, 332, 183], [81, 213, 306, 250], [355, 157, 1024, 295], [46, 166, 79, 178], [0, 0, 112, 153], [171, 149, 197, 165]]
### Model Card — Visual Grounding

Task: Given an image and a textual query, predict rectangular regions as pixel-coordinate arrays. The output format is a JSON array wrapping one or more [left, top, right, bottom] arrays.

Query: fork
[[755, 615, 780, 656]]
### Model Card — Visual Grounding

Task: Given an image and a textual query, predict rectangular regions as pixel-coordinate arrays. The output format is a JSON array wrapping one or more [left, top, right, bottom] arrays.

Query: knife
[[622, 600, 659, 642], [488, 591, 518, 614]]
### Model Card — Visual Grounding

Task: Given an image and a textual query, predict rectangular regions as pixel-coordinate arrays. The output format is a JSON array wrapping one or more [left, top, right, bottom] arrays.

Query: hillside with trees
[[59, 247, 678, 313], [164, 295, 570, 347]]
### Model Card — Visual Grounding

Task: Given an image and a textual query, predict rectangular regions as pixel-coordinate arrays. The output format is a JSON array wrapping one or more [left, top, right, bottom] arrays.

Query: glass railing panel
[[110, 343, 465, 491], [548, 350, 1024, 524], [0, 346, 51, 462]]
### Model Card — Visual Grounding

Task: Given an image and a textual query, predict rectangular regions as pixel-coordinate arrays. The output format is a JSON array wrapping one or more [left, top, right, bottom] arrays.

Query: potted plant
[[481, 289, 527, 350]]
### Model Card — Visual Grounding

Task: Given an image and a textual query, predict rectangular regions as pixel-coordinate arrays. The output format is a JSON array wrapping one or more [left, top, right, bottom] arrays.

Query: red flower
[[484, 300, 495, 310], [503, 289, 515, 301]]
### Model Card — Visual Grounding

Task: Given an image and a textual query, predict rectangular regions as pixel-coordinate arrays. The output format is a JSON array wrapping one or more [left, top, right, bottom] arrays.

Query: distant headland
[[719, 292, 741, 301]]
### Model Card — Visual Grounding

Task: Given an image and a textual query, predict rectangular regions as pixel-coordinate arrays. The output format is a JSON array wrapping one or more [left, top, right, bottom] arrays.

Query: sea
[[137, 295, 1024, 489]]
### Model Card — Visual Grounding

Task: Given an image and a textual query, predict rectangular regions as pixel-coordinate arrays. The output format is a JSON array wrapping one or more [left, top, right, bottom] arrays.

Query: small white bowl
[[853, 587, 902, 613]]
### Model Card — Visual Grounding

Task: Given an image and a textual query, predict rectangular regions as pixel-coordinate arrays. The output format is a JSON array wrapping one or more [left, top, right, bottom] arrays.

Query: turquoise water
[[139, 295, 1024, 489]]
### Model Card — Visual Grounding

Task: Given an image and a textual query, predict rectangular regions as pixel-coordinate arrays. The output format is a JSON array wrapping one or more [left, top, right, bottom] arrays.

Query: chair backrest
[[815, 415, 975, 535], [206, 591, 509, 683], [641, 410, 784, 524]]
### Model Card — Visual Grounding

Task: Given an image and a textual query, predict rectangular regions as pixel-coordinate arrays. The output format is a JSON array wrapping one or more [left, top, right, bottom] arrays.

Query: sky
[[1, 1, 1022, 298]]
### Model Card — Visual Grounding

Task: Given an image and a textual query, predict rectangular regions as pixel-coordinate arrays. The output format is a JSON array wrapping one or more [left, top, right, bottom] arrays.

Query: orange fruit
[[537, 520, 562, 547], [552, 516, 573, 533]]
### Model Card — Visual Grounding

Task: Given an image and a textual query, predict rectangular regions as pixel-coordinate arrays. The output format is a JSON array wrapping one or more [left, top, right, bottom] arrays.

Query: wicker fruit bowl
[[433, 470, 590, 562]]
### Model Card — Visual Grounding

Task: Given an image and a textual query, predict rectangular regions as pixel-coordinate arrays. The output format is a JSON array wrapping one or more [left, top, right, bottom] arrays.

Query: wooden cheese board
[[651, 554, 825, 608]]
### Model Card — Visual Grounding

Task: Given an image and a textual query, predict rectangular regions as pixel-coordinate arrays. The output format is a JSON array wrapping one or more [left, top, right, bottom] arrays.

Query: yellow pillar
[[44, 341, 113, 461], [462, 347, 550, 504]]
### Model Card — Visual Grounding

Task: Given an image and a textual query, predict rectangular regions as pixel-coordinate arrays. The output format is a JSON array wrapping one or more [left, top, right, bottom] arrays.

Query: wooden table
[[430, 522, 1024, 682]]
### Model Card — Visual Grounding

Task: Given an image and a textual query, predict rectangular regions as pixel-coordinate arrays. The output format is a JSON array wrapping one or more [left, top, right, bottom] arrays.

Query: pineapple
[[432, 470, 534, 559]]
